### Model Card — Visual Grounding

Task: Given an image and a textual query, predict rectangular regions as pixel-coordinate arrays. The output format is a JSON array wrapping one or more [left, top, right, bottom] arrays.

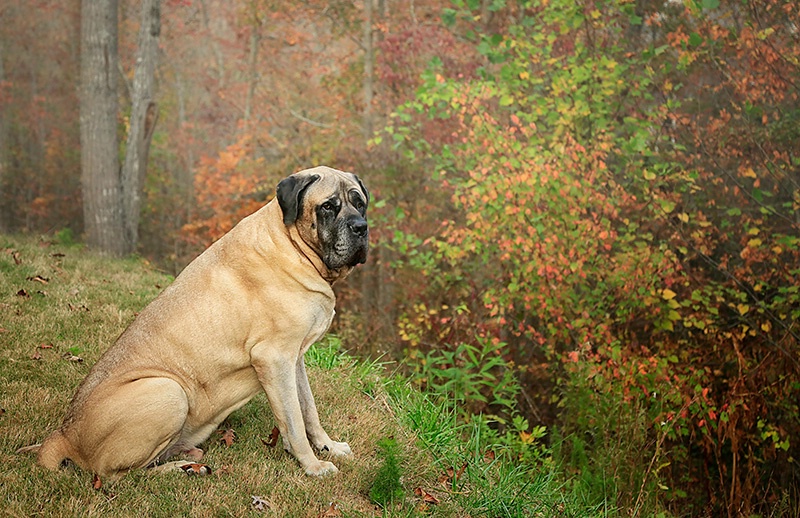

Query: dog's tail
[[35, 430, 73, 470]]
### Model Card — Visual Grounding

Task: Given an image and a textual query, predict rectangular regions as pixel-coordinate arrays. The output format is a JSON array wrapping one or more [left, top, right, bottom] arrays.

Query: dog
[[35, 166, 369, 482]]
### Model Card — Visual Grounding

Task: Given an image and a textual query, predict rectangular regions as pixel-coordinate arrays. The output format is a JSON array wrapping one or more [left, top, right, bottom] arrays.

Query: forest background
[[1, 0, 798, 515]]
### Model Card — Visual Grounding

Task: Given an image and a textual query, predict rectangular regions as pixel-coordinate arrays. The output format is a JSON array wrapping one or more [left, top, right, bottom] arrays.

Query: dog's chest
[[300, 304, 335, 356]]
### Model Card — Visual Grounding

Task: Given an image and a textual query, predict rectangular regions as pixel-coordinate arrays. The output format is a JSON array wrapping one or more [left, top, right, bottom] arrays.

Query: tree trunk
[[80, 0, 125, 256], [362, 0, 374, 141], [243, 4, 262, 128], [0, 37, 8, 232], [120, 0, 160, 254]]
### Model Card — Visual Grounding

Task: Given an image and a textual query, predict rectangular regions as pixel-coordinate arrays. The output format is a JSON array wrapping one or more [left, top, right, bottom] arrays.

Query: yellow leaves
[[643, 169, 656, 180], [737, 304, 750, 315], [660, 199, 676, 214], [677, 212, 689, 223], [741, 167, 757, 179], [662, 288, 677, 300]]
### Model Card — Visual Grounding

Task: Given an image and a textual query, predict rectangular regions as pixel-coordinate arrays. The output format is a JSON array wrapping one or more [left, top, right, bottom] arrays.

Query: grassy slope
[[0, 234, 590, 517]]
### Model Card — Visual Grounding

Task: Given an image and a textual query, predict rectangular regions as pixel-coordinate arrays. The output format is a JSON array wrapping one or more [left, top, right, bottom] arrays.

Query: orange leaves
[[218, 428, 236, 447], [182, 136, 265, 249]]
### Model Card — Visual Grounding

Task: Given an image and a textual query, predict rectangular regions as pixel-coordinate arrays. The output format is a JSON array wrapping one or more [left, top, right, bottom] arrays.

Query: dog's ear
[[277, 173, 321, 225], [351, 173, 369, 206]]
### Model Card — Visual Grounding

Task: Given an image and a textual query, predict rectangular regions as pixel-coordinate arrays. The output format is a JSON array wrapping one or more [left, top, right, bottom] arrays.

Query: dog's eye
[[321, 202, 335, 212]]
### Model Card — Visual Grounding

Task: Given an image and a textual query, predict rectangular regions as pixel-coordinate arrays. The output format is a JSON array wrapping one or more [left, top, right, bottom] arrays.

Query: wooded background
[[1, 0, 798, 515]]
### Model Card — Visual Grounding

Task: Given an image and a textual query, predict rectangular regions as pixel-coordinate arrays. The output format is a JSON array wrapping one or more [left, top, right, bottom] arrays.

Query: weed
[[369, 437, 404, 508]]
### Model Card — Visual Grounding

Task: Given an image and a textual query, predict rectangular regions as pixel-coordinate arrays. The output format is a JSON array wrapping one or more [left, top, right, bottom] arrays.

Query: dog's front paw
[[319, 440, 352, 457], [304, 460, 339, 476]]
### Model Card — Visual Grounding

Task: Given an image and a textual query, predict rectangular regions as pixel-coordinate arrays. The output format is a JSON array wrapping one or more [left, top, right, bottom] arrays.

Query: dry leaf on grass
[[261, 426, 280, 448], [214, 464, 233, 476], [251, 495, 271, 512], [414, 487, 440, 505], [439, 463, 467, 487], [218, 428, 236, 447], [26, 275, 49, 284], [318, 502, 342, 517]]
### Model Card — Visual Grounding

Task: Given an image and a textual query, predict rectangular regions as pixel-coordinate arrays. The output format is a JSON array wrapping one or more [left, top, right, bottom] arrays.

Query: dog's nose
[[349, 219, 368, 237]]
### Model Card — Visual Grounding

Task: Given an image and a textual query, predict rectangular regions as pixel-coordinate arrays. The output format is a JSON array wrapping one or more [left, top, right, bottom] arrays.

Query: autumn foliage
[[378, 0, 800, 515]]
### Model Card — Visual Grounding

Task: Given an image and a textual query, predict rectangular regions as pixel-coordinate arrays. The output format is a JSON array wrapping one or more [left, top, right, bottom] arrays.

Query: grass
[[0, 233, 596, 517]]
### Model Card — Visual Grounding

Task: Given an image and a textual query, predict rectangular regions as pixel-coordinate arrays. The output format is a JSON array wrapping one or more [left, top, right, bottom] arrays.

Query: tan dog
[[36, 166, 369, 482]]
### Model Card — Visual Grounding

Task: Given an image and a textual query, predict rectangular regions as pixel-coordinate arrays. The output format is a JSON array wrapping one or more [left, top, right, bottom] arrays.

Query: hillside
[[0, 234, 584, 517]]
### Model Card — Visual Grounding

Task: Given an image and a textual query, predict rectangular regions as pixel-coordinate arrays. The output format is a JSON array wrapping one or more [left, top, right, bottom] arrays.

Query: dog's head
[[277, 166, 369, 271]]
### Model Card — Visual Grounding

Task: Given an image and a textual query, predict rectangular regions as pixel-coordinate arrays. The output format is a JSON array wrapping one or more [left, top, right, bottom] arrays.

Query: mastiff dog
[[36, 166, 369, 482]]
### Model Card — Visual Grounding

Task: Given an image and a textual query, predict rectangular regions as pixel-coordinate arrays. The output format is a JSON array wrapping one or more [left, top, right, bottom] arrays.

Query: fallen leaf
[[67, 303, 90, 312], [62, 353, 83, 363], [31, 351, 42, 360], [27, 275, 49, 284], [92, 474, 102, 490], [180, 463, 212, 476], [39, 343, 53, 349], [51, 252, 66, 258], [484, 450, 496, 462], [319, 502, 342, 517], [11, 250, 22, 265], [251, 495, 271, 512], [414, 487, 440, 505], [16, 289, 30, 298], [214, 464, 233, 476], [261, 426, 280, 448], [218, 428, 236, 447]]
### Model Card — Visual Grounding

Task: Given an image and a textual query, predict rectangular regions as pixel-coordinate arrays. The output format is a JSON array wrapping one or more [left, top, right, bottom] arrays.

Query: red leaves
[[261, 427, 280, 448]]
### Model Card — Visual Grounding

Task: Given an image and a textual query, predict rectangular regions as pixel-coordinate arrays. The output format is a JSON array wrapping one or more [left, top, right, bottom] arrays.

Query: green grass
[[0, 234, 596, 517]]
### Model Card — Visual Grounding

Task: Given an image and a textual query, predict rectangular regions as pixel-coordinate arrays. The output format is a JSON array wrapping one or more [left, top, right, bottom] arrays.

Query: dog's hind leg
[[70, 377, 190, 480]]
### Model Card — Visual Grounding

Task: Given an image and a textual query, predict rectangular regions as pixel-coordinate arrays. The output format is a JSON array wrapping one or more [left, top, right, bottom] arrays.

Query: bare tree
[[80, 0, 125, 255], [121, 0, 161, 253], [362, 0, 374, 141], [0, 37, 8, 232]]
